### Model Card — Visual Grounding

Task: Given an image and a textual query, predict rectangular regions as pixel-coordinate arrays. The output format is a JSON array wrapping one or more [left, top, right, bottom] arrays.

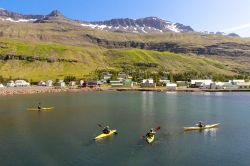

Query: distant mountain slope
[[0, 8, 193, 34], [81, 17, 194, 34], [0, 8, 45, 22]]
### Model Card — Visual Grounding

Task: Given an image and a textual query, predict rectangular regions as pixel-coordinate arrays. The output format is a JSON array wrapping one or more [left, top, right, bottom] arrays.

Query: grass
[[0, 21, 249, 81]]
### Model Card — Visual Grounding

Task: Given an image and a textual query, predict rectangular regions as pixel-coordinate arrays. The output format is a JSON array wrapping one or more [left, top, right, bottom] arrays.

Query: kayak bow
[[146, 135, 155, 144], [184, 123, 220, 131], [95, 130, 117, 140]]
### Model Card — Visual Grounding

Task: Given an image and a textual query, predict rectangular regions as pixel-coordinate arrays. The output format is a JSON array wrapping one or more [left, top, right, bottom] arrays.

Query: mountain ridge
[[0, 8, 194, 33]]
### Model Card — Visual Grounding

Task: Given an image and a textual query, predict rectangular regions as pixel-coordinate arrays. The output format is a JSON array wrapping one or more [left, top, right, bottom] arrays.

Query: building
[[57, 80, 66, 87], [238, 82, 250, 89], [118, 72, 126, 79], [176, 81, 188, 87], [69, 81, 76, 86], [166, 83, 177, 91], [38, 81, 46, 86], [141, 79, 156, 88], [123, 79, 134, 87], [15, 80, 30, 87], [83, 81, 98, 88], [0, 83, 4, 88], [222, 82, 235, 89], [110, 81, 123, 87], [7, 80, 15, 87], [191, 80, 213, 88], [103, 72, 112, 80], [80, 80, 84, 86], [231, 80, 245, 85], [210, 82, 225, 89], [46, 80, 53, 87], [159, 79, 170, 85]]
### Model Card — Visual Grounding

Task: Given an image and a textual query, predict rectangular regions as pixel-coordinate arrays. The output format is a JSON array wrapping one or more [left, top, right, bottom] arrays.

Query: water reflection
[[203, 128, 218, 138]]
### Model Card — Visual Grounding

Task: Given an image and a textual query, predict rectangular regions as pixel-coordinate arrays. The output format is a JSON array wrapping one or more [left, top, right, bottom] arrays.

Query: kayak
[[28, 107, 54, 111], [184, 123, 220, 131], [95, 130, 117, 140], [146, 135, 155, 144]]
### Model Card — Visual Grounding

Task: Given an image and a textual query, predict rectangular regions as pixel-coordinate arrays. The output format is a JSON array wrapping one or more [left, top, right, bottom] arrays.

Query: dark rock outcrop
[[85, 34, 250, 57], [89, 17, 194, 33]]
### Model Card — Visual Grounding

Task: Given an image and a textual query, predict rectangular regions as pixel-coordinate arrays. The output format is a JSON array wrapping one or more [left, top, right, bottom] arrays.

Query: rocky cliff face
[[85, 34, 250, 57]]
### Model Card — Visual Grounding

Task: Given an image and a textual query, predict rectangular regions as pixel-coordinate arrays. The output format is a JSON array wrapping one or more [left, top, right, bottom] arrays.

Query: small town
[[0, 71, 250, 95]]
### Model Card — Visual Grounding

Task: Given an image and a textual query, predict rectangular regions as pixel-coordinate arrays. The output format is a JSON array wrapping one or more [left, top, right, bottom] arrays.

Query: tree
[[153, 74, 160, 85], [110, 72, 117, 80], [169, 72, 174, 82], [64, 75, 76, 83]]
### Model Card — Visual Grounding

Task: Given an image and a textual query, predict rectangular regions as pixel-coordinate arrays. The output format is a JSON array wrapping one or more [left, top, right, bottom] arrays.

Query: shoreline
[[1, 86, 250, 96]]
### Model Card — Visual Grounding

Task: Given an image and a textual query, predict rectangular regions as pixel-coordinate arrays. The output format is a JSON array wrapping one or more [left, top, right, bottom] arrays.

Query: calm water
[[0, 91, 250, 166]]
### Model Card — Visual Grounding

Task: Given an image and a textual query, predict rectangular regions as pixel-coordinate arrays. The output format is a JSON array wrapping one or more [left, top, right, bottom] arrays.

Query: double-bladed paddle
[[142, 126, 161, 139]]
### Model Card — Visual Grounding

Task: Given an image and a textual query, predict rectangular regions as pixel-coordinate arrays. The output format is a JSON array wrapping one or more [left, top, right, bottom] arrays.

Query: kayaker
[[38, 102, 41, 110], [198, 121, 205, 128], [103, 126, 110, 134], [146, 128, 156, 138]]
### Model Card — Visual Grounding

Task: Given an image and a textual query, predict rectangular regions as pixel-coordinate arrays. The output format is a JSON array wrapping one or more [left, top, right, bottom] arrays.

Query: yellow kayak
[[95, 130, 117, 140], [146, 135, 155, 144], [184, 123, 220, 131], [28, 107, 54, 111]]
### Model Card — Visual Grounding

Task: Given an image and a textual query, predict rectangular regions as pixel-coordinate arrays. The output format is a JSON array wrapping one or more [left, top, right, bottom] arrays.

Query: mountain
[[0, 8, 44, 22], [0, 8, 249, 81], [81, 17, 194, 34], [0, 9, 193, 34]]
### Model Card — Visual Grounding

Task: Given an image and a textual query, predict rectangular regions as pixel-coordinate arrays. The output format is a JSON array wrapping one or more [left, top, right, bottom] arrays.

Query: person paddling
[[146, 128, 156, 138], [103, 126, 111, 134], [197, 121, 205, 128], [38, 102, 42, 110]]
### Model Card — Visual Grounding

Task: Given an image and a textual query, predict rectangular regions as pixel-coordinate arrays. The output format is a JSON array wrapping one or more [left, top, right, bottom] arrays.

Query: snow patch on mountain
[[0, 17, 37, 22]]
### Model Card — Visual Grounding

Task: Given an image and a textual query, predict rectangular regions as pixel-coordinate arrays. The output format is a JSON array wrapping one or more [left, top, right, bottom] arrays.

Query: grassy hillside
[[0, 21, 249, 81], [0, 38, 248, 81]]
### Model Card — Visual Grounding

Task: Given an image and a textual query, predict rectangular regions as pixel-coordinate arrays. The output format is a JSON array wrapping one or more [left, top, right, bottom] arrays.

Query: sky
[[1, 0, 250, 37]]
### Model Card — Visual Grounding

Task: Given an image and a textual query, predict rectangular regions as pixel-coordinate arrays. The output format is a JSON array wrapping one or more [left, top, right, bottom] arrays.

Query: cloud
[[222, 23, 250, 32]]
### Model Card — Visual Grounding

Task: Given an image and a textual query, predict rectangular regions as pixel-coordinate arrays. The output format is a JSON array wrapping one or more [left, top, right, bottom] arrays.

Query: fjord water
[[0, 92, 250, 166]]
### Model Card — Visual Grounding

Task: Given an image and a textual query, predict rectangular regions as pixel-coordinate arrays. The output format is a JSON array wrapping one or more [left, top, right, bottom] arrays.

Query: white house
[[166, 83, 177, 91], [46, 80, 53, 87], [80, 80, 84, 86], [159, 79, 170, 85], [15, 80, 30, 87], [7, 80, 15, 87], [0, 83, 4, 88], [191, 80, 213, 88], [142, 78, 154, 84], [38, 81, 46, 86], [141, 79, 156, 88], [69, 81, 76, 86], [57, 80, 66, 87]]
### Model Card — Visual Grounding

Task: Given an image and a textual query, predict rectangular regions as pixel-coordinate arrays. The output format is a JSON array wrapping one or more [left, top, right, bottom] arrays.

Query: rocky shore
[[0, 86, 83, 96], [0, 86, 249, 96]]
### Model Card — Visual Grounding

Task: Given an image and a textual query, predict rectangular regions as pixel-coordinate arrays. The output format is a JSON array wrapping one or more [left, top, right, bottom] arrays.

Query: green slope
[[0, 21, 249, 81], [0, 38, 246, 81]]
